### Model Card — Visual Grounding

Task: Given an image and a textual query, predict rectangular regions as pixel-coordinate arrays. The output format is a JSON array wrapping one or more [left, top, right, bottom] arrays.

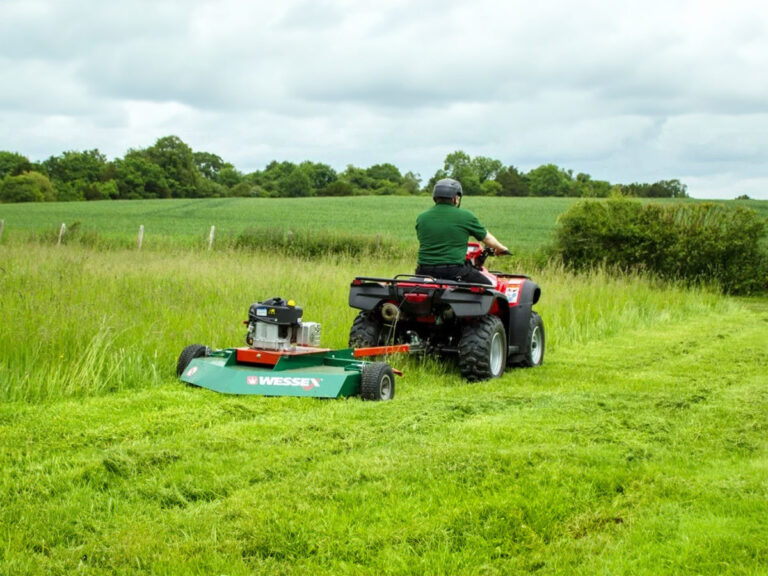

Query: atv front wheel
[[348, 311, 384, 348], [176, 344, 209, 376], [520, 312, 545, 367], [360, 362, 395, 401], [458, 315, 507, 381]]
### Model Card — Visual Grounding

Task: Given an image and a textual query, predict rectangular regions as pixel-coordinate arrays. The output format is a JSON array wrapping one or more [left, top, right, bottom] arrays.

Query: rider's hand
[[494, 245, 509, 255]]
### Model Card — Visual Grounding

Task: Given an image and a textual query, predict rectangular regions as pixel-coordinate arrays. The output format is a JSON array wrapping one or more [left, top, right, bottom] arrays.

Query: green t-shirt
[[416, 203, 487, 265]]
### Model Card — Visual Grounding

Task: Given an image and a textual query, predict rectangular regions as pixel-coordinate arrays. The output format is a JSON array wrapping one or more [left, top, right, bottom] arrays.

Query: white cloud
[[1, 0, 767, 198]]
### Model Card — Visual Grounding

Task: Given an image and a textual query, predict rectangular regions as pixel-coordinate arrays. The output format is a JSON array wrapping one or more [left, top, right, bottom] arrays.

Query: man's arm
[[482, 232, 509, 255]]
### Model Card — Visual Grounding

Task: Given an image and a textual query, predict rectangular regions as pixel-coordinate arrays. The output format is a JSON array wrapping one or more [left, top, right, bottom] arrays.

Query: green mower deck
[[178, 345, 402, 400]]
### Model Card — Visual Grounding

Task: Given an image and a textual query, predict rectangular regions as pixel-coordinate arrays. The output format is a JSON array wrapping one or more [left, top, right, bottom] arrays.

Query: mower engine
[[246, 297, 321, 351]]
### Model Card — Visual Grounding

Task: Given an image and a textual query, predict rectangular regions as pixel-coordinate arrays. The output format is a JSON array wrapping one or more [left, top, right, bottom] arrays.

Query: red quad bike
[[347, 242, 544, 381]]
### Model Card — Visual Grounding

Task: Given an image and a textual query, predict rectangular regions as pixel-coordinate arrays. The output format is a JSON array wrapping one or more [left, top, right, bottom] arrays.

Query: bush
[[0, 171, 57, 203], [554, 198, 767, 294]]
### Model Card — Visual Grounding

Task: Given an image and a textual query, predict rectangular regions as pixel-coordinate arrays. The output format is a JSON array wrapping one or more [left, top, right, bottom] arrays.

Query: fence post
[[208, 225, 215, 251], [57, 223, 66, 246], [0, 219, 4, 243], [138, 225, 144, 250]]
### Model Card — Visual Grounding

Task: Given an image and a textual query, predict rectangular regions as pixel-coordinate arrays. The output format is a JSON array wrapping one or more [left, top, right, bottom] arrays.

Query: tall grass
[[0, 244, 725, 403]]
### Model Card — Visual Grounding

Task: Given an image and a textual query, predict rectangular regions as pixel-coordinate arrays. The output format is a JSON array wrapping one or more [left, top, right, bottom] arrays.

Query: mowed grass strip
[[1, 299, 766, 574]]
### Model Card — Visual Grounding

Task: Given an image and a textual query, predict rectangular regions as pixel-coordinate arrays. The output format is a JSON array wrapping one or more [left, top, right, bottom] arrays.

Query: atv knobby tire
[[176, 344, 209, 376], [348, 311, 384, 348], [360, 362, 395, 401], [458, 315, 507, 381], [520, 311, 545, 367]]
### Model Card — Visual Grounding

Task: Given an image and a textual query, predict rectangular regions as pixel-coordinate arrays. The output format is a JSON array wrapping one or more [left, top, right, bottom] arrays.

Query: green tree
[[0, 171, 56, 203], [340, 165, 375, 192], [41, 149, 112, 201], [402, 171, 421, 195], [194, 151, 225, 180], [470, 156, 503, 183], [366, 163, 402, 184], [217, 166, 244, 189], [434, 150, 495, 196], [527, 164, 573, 197], [146, 136, 201, 197], [43, 149, 107, 183], [254, 161, 297, 196], [300, 161, 337, 193], [280, 166, 313, 197], [112, 151, 170, 199], [0, 151, 32, 179], [495, 165, 529, 196], [572, 173, 612, 198], [320, 180, 354, 196]]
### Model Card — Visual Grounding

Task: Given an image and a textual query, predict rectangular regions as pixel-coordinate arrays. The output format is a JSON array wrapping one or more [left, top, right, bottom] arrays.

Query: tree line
[[0, 135, 688, 203]]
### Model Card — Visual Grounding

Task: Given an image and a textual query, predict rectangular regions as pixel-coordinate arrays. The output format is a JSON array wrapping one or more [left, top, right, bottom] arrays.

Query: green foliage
[[528, 163, 574, 197], [42, 149, 107, 184], [1, 140, 693, 203], [621, 179, 688, 198], [554, 197, 768, 293], [496, 165, 529, 196], [146, 135, 201, 198], [366, 162, 401, 183], [0, 171, 56, 203], [280, 166, 313, 197], [113, 150, 170, 199], [0, 151, 32, 178]]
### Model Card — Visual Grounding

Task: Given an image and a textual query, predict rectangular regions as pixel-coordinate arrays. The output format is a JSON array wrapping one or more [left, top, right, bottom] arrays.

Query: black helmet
[[432, 178, 463, 200]]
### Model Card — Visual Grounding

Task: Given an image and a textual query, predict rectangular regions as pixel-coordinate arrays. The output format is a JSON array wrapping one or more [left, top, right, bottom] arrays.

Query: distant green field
[[0, 196, 577, 255], [2, 196, 765, 256]]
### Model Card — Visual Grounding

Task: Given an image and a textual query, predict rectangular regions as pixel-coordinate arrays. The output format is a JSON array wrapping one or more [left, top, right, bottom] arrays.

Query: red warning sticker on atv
[[505, 285, 521, 304]]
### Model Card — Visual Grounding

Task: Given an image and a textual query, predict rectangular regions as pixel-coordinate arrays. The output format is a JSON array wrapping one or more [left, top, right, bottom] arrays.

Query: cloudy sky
[[1, 0, 767, 199]]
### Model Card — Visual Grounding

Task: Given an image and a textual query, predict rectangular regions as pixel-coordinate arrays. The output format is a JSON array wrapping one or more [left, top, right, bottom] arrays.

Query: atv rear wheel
[[520, 312, 545, 367], [360, 362, 395, 401], [176, 344, 209, 376], [458, 315, 507, 381], [348, 311, 384, 348]]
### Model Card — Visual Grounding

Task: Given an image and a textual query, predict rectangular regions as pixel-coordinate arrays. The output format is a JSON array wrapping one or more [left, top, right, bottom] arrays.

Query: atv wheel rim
[[530, 326, 543, 365], [490, 331, 504, 376]]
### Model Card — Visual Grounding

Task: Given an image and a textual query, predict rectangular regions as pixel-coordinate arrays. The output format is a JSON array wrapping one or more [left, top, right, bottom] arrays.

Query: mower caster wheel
[[360, 362, 395, 401], [176, 344, 210, 376]]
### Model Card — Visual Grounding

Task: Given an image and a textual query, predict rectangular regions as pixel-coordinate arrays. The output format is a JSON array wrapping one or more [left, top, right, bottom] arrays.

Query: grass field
[[0, 196, 579, 255], [1, 198, 767, 574]]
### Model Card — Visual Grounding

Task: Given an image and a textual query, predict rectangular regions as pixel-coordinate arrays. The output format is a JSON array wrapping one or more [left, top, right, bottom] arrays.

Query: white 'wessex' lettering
[[246, 375, 322, 391]]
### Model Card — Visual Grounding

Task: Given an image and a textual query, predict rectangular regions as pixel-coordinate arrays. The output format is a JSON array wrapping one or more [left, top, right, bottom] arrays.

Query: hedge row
[[554, 198, 767, 294]]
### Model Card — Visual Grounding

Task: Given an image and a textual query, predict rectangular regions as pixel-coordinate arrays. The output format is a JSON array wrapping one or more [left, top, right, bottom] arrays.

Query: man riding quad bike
[[348, 242, 545, 381], [348, 177, 544, 382]]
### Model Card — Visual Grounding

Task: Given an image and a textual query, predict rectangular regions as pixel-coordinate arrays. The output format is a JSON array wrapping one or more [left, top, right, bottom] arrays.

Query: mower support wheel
[[360, 362, 395, 401], [520, 312, 545, 367], [458, 315, 507, 382], [176, 344, 209, 376]]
